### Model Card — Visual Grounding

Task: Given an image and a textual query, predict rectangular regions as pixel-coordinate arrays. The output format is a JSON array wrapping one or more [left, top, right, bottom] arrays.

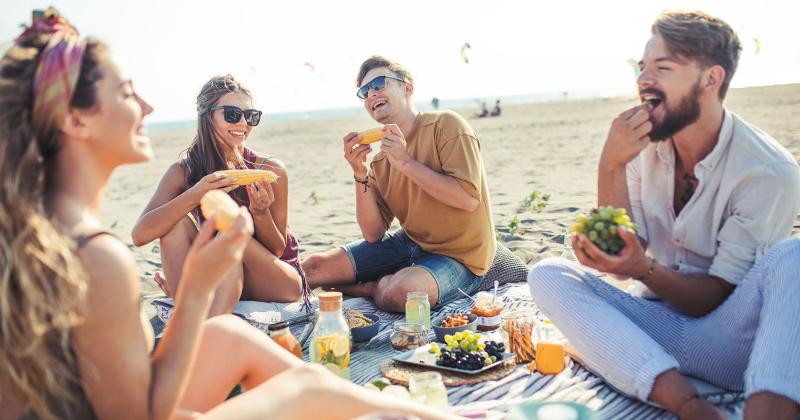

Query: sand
[[97, 84, 800, 320]]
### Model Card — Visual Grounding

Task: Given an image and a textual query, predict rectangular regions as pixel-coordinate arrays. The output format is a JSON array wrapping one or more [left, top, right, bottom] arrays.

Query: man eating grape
[[527, 11, 800, 420]]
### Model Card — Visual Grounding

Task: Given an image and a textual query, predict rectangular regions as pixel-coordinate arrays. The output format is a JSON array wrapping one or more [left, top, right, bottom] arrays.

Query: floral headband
[[17, 8, 86, 139]]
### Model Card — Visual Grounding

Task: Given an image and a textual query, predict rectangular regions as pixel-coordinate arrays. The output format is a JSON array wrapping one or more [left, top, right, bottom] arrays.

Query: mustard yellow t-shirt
[[368, 111, 496, 276]]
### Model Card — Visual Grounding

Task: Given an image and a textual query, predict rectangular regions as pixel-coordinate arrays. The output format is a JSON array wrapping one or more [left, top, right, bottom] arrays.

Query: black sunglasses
[[209, 105, 263, 126], [357, 75, 406, 100]]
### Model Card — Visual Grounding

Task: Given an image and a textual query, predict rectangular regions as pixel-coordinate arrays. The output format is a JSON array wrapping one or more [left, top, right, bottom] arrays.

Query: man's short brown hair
[[355, 55, 414, 87], [652, 11, 742, 99]]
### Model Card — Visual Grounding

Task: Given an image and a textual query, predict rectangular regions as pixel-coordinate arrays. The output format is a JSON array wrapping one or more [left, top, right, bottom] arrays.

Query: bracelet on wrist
[[354, 175, 370, 192], [635, 257, 656, 281]]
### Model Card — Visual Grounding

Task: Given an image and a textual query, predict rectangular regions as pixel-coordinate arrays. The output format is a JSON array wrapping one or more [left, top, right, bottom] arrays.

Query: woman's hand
[[186, 172, 238, 204], [180, 207, 253, 293], [246, 179, 275, 215]]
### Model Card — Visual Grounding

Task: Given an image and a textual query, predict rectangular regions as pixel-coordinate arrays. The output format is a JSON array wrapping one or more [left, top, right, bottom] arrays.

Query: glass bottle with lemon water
[[404, 292, 431, 329], [409, 371, 449, 409], [310, 292, 351, 379]]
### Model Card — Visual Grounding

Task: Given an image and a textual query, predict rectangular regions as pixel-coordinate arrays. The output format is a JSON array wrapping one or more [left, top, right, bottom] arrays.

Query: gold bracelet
[[635, 257, 656, 280]]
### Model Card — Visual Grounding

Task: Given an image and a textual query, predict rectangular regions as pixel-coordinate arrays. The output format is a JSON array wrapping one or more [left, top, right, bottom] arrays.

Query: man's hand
[[343, 132, 373, 179], [599, 104, 653, 171], [571, 225, 651, 279], [380, 124, 413, 169]]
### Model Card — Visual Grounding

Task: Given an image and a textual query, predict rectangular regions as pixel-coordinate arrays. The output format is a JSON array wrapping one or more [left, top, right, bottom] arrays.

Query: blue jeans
[[343, 229, 483, 307]]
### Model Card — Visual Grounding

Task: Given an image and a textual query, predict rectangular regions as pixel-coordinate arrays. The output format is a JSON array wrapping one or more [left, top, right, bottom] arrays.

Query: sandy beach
[[100, 84, 800, 321]]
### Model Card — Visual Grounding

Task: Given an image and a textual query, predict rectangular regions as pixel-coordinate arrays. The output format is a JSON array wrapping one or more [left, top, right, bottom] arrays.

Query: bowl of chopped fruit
[[431, 312, 477, 342]]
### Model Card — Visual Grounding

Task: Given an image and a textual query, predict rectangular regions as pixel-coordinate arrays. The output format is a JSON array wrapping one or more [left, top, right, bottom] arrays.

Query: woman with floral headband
[[0, 8, 451, 420], [132, 73, 307, 315]]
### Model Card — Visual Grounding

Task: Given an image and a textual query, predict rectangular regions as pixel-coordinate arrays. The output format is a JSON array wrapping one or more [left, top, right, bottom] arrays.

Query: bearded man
[[527, 11, 800, 420]]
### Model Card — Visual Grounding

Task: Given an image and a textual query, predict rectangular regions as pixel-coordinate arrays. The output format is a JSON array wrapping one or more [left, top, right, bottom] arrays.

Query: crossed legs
[[302, 247, 439, 312], [158, 216, 303, 317]]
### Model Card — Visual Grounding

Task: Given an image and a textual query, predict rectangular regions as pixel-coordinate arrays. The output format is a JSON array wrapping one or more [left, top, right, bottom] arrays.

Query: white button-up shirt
[[627, 110, 800, 285]]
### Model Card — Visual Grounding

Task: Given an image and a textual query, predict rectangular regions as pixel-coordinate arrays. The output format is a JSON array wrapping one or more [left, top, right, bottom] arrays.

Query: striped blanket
[[153, 283, 745, 419]]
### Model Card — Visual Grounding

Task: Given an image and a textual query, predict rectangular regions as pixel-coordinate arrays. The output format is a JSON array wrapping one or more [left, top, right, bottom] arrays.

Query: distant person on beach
[[490, 100, 501, 117], [431, 96, 439, 109], [528, 11, 800, 419], [476, 100, 488, 118], [0, 9, 454, 420], [132, 74, 307, 316], [302, 55, 496, 312]]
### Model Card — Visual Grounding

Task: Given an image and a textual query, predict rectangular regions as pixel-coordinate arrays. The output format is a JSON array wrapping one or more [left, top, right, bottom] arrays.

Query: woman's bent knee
[[203, 314, 256, 341], [160, 216, 196, 248]]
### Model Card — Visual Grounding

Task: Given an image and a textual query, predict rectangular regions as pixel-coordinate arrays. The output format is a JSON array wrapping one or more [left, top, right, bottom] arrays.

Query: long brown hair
[[184, 74, 255, 192], [0, 10, 105, 420]]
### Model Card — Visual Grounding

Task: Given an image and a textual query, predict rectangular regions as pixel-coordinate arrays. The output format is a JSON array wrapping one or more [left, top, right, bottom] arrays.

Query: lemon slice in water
[[330, 335, 349, 358]]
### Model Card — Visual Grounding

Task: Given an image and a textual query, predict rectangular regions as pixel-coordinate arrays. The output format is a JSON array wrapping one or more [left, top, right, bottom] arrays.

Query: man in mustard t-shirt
[[302, 56, 496, 312]]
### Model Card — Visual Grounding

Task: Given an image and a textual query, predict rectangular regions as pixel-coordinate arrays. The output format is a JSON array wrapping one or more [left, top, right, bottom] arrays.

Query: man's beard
[[647, 79, 703, 142]]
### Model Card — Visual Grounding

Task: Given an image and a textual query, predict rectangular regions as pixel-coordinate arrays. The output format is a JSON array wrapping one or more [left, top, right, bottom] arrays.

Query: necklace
[[681, 171, 699, 207]]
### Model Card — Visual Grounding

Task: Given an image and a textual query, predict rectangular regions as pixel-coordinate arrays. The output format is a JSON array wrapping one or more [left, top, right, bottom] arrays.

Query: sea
[[145, 87, 631, 134]]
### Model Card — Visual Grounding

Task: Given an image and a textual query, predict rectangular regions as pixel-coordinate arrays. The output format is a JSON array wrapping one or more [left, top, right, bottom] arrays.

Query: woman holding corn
[[0, 9, 456, 420], [132, 75, 307, 315]]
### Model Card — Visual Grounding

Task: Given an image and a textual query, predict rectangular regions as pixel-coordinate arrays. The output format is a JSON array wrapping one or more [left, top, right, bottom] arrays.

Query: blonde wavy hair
[[0, 10, 106, 419]]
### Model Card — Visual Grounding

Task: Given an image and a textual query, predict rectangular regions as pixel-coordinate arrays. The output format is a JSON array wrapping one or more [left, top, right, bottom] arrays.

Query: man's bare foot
[[154, 271, 174, 298]]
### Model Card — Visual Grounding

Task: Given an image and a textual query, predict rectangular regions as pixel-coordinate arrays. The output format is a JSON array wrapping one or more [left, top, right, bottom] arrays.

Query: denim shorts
[[342, 229, 483, 306]]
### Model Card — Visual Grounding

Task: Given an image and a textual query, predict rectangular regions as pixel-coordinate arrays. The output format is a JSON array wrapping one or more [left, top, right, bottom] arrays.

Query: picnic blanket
[[152, 282, 745, 419]]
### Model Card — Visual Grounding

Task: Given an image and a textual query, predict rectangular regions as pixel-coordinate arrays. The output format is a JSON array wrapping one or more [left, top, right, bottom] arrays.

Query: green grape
[[572, 206, 637, 256]]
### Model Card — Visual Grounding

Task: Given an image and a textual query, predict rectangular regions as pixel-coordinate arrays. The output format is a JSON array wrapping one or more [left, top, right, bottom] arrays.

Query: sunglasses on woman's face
[[356, 75, 406, 100], [209, 105, 262, 126]]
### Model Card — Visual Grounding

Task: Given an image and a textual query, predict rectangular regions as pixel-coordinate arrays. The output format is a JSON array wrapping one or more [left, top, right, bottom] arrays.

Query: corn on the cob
[[218, 169, 279, 186], [200, 190, 239, 231], [357, 128, 384, 145]]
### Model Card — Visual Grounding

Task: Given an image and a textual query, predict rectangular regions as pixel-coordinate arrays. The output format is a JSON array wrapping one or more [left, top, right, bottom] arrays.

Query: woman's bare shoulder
[[252, 152, 287, 177], [76, 234, 139, 296]]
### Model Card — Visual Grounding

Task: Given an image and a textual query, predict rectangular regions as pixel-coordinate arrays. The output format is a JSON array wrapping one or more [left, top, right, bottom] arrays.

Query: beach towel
[[152, 282, 743, 419]]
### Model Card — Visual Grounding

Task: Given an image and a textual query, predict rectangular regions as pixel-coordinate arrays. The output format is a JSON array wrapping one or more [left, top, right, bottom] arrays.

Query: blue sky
[[3, 0, 799, 122]]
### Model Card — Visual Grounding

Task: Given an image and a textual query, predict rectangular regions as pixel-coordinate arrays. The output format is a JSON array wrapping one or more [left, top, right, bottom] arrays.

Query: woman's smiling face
[[210, 90, 254, 149]]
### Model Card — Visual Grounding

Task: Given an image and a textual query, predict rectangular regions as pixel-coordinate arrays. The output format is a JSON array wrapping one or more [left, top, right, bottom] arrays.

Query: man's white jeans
[[527, 238, 800, 404]]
